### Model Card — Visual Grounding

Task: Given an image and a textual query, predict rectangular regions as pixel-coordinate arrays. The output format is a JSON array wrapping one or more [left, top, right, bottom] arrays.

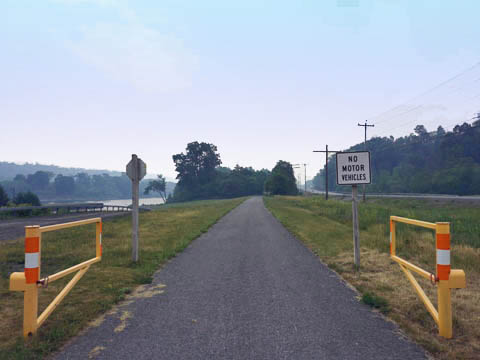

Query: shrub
[[14, 191, 41, 206], [0, 185, 9, 206]]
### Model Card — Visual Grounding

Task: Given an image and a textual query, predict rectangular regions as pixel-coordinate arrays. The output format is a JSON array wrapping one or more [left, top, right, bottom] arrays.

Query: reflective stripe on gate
[[389, 219, 393, 255], [25, 236, 40, 284], [99, 222, 103, 256], [436, 232, 451, 281]]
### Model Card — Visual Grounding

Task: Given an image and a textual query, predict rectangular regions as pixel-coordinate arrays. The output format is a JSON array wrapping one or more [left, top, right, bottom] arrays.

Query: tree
[[14, 174, 26, 182], [14, 191, 41, 206], [414, 124, 429, 143], [473, 113, 480, 128], [173, 142, 222, 186], [436, 126, 446, 137], [54, 174, 75, 196], [0, 185, 9, 206], [144, 175, 167, 202], [264, 160, 298, 195], [26, 171, 52, 191], [172, 142, 222, 201]]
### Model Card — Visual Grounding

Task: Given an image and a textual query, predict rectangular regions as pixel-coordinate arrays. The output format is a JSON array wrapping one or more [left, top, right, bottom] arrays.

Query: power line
[[371, 86, 480, 138], [369, 61, 480, 127]]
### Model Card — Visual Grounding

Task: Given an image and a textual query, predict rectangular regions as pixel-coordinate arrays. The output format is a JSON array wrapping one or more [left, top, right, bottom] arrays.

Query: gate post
[[436, 222, 451, 338], [24, 225, 41, 337]]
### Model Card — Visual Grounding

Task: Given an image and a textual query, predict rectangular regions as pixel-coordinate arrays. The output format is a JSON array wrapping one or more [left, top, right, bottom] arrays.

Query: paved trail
[[55, 197, 426, 360]]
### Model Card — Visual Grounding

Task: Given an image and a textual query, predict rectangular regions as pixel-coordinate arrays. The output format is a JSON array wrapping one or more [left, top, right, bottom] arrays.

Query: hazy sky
[[2, 0, 480, 181]]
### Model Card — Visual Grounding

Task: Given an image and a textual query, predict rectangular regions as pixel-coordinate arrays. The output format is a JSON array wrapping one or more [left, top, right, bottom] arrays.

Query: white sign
[[336, 151, 371, 185]]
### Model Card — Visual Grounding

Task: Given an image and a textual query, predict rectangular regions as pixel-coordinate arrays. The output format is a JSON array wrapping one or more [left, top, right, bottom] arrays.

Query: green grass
[[265, 195, 480, 247], [264, 195, 480, 274], [0, 197, 245, 360], [360, 292, 390, 314]]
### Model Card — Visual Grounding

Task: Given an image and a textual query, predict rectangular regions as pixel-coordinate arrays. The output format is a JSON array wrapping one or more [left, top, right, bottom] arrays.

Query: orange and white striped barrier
[[9, 218, 102, 338], [25, 227, 40, 284], [436, 224, 450, 281], [389, 216, 466, 339]]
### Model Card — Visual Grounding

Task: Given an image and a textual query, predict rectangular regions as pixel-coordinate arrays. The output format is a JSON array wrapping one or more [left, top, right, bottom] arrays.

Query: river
[[94, 197, 165, 206]]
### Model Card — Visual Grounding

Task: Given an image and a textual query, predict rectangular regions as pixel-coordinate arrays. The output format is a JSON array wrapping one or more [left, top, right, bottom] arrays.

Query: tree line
[[169, 141, 297, 202], [0, 142, 299, 206], [312, 118, 480, 195], [0, 171, 175, 205]]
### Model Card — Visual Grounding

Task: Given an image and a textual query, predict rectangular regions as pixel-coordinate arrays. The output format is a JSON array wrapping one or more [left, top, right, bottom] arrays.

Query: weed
[[361, 292, 390, 314]]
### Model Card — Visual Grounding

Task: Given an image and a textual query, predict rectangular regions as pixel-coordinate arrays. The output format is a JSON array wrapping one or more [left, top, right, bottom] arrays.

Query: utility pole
[[304, 164, 307, 193], [357, 120, 374, 202], [313, 145, 340, 200]]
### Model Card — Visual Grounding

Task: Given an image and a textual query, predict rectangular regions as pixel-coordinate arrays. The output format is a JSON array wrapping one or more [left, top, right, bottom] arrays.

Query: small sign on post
[[336, 151, 371, 268], [126, 154, 146, 262]]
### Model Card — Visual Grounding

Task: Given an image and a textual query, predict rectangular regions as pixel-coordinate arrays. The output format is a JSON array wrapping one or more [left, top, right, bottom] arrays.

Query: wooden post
[[126, 154, 146, 263], [325, 145, 328, 200], [352, 184, 360, 268], [131, 155, 139, 263]]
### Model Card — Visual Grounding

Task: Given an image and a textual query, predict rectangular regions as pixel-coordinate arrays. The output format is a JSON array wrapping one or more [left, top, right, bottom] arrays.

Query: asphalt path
[[55, 197, 426, 360]]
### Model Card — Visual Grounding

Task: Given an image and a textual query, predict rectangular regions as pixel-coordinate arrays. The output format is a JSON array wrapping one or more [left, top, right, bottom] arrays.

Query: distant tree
[[172, 141, 222, 201], [27, 171, 52, 191], [311, 171, 324, 191], [75, 172, 91, 187], [414, 124, 430, 143], [414, 125, 427, 136], [0, 185, 9, 206], [264, 160, 298, 195], [436, 126, 446, 137], [54, 174, 75, 196], [453, 122, 472, 135], [473, 113, 480, 128], [14, 174, 27, 182], [173, 142, 222, 186], [14, 191, 41, 206], [144, 175, 167, 202]]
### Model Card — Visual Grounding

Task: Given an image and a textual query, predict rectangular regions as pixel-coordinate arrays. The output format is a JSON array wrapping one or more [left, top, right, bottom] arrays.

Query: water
[[101, 197, 165, 206]]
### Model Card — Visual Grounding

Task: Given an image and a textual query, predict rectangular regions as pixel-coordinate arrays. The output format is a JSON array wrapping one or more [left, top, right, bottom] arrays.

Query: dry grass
[[0, 198, 245, 360], [264, 195, 480, 360]]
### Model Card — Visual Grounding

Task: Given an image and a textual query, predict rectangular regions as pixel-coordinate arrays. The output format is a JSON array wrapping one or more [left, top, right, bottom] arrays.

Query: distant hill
[[312, 119, 480, 196], [0, 161, 122, 181], [0, 161, 176, 202]]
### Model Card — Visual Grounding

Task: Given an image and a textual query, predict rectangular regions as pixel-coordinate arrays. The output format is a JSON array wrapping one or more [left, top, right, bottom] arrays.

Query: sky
[[2, 0, 480, 181]]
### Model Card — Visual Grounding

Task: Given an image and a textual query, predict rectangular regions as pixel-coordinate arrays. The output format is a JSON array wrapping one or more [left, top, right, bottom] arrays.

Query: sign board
[[126, 155, 146, 181], [336, 151, 371, 185]]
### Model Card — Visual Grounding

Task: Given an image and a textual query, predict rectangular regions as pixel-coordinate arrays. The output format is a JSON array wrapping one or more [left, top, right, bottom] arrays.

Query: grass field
[[264, 195, 480, 360], [0, 197, 245, 360]]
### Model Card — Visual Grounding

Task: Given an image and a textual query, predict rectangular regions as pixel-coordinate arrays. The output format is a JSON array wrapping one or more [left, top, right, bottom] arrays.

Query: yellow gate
[[9, 218, 102, 338], [389, 216, 466, 338]]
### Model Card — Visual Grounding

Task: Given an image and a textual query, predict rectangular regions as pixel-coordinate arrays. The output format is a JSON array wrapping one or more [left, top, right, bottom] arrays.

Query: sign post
[[126, 154, 146, 262], [336, 151, 371, 268]]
